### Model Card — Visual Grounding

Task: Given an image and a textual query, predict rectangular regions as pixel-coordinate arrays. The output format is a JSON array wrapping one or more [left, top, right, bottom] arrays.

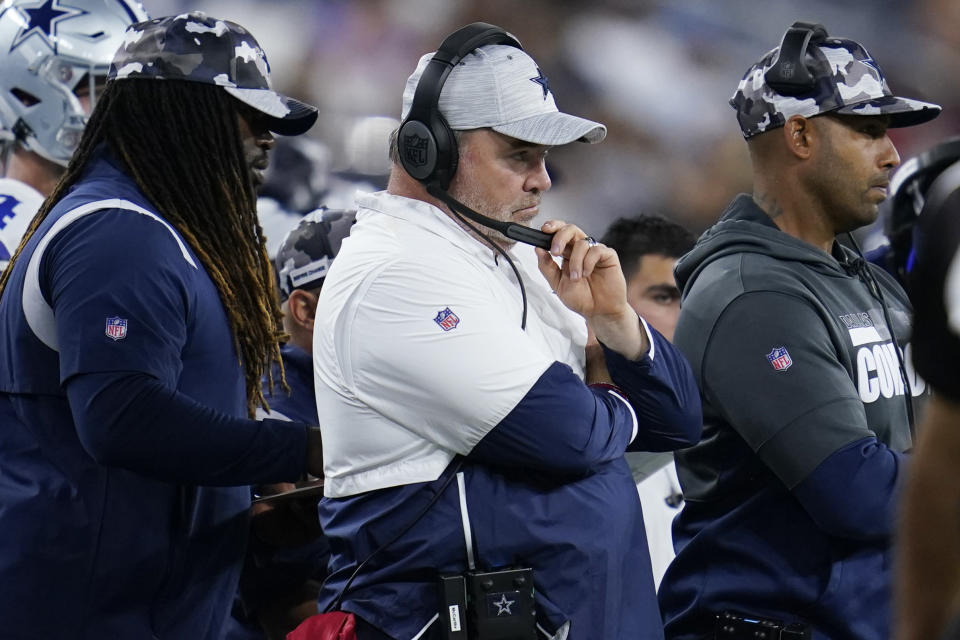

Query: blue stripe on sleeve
[[602, 326, 702, 452], [468, 361, 636, 476]]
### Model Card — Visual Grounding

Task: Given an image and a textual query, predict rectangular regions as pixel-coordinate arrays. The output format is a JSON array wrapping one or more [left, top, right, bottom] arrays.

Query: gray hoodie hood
[[675, 193, 863, 296]]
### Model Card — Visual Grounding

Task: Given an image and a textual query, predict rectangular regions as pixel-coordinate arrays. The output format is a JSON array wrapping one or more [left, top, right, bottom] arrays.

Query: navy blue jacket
[[319, 338, 702, 640], [0, 149, 308, 639]]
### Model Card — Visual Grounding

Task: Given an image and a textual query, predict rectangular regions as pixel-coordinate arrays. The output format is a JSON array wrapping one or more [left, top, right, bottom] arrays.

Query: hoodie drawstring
[[846, 233, 916, 438]]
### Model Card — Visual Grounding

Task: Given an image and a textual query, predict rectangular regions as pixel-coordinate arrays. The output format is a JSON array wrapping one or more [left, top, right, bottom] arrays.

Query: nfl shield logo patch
[[766, 346, 792, 371], [105, 316, 128, 341], [403, 134, 429, 167], [434, 307, 460, 331]]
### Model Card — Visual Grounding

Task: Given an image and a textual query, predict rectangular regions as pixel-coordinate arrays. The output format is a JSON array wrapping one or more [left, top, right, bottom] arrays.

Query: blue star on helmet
[[7, 0, 87, 54], [530, 68, 551, 100]]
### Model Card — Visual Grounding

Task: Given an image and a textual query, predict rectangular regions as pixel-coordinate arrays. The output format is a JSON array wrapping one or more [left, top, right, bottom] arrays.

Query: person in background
[[269, 208, 356, 422], [601, 213, 696, 588], [256, 136, 375, 260], [0, 0, 150, 268], [601, 214, 696, 343], [0, 12, 323, 638], [895, 145, 960, 640], [230, 209, 356, 640], [658, 21, 939, 640], [866, 137, 960, 288]]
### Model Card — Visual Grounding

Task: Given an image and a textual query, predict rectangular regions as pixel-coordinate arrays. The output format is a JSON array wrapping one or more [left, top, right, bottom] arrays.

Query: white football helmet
[[0, 0, 149, 166]]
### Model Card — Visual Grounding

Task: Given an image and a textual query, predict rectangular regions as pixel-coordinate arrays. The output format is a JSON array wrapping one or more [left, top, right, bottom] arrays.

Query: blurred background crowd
[[148, 0, 958, 238]]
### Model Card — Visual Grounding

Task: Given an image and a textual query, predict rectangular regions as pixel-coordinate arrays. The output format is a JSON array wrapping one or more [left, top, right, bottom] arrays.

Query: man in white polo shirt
[[311, 23, 701, 640]]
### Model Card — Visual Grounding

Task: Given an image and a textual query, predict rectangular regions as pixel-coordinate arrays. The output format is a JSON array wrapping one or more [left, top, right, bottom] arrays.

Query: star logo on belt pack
[[105, 316, 128, 341], [488, 592, 516, 616], [434, 307, 460, 331], [766, 346, 792, 371]]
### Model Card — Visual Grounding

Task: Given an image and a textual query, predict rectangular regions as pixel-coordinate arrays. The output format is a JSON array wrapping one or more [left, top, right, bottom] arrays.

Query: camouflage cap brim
[[109, 12, 318, 137], [835, 95, 941, 129], [224, 87, 318, 136]]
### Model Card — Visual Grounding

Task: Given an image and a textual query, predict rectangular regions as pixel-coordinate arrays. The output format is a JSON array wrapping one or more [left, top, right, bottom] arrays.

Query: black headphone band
[[399, 22, 522, 189], [764, 21, 828, 96], [406, 23, 522, 125]]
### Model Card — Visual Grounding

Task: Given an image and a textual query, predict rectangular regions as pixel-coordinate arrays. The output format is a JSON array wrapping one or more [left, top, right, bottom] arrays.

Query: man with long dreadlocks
[[0, 12, 322, 639]]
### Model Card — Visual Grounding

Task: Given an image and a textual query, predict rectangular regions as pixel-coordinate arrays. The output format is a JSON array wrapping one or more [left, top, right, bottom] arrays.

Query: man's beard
[[447, 182, 534, 249]]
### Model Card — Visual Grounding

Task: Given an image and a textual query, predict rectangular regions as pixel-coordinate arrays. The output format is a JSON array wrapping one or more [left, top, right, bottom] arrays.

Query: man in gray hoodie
[[657, 21, 940, 640]]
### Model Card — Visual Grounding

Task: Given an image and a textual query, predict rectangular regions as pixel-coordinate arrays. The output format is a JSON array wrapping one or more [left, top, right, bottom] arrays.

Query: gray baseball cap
[[731, 31, 940, 139], [109, 12, 318, 136], [402, 43, 605, 146], [275, 208, 355, 300]]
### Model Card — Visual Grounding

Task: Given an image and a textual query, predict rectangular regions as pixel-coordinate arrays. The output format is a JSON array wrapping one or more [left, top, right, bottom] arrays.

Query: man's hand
[[535, 220, 648, 360], [251, 481, 324, 548]]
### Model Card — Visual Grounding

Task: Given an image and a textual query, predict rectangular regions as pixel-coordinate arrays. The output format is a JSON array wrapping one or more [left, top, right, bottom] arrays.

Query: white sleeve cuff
[[639, 315, 656, 361], [607, 388, 639, 444]]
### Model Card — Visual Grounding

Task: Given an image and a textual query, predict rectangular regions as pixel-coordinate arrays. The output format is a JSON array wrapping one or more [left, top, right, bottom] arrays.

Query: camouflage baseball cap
[[108, 12, 318, 136], [731, 26, 940, 139], [275, 208, 356, 300]]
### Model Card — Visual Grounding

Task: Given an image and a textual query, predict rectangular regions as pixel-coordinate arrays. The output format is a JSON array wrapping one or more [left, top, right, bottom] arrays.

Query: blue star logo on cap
[[859, 55, 882, 76], [530, 68, 551, 100], [7, 0, 87, 54]]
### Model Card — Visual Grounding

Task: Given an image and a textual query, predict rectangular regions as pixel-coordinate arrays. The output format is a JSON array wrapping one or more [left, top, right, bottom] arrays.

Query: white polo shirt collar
[[356, 190, 505, 266]]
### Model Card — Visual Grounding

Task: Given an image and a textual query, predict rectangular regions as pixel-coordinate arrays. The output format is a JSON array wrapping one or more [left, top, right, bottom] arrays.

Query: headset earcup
[[448, 130, 459, 185], [397, 118, 439, 183], [398, 22, 522, 189], [430, 112, 457, 190]]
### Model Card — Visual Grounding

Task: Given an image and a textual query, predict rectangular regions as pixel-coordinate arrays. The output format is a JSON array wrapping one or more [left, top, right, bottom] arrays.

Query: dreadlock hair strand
[[0, 79, 287, 417]]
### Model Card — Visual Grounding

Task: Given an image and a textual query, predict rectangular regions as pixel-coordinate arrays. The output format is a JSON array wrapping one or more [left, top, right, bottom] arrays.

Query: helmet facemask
[[0, 0, 149, 167]]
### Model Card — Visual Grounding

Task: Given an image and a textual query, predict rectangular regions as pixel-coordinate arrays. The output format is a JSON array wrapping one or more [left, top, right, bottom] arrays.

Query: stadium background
[[147, 0, 958, 238]]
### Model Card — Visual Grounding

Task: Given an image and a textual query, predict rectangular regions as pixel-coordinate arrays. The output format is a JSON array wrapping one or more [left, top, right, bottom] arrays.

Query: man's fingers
[[540, 219, 565, 234], [544, 221, 585, 257], [581, 244, 611, 279], [536, 247, 561, 291], [566, 236, 594, 280]]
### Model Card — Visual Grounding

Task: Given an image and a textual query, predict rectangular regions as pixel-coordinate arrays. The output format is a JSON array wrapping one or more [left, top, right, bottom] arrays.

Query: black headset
[[397, 22, 554, 254], [886, 138, 960, 280], [764, 21, 828, 96], [398, 22, 522, 190], [917, 148, 960, 227], [910, 153, 960, 282]]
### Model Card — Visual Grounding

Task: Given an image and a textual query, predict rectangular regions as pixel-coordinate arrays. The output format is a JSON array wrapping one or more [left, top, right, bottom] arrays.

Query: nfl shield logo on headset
[[403, 134, 429, 167], [105, 316, 128, 341]]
